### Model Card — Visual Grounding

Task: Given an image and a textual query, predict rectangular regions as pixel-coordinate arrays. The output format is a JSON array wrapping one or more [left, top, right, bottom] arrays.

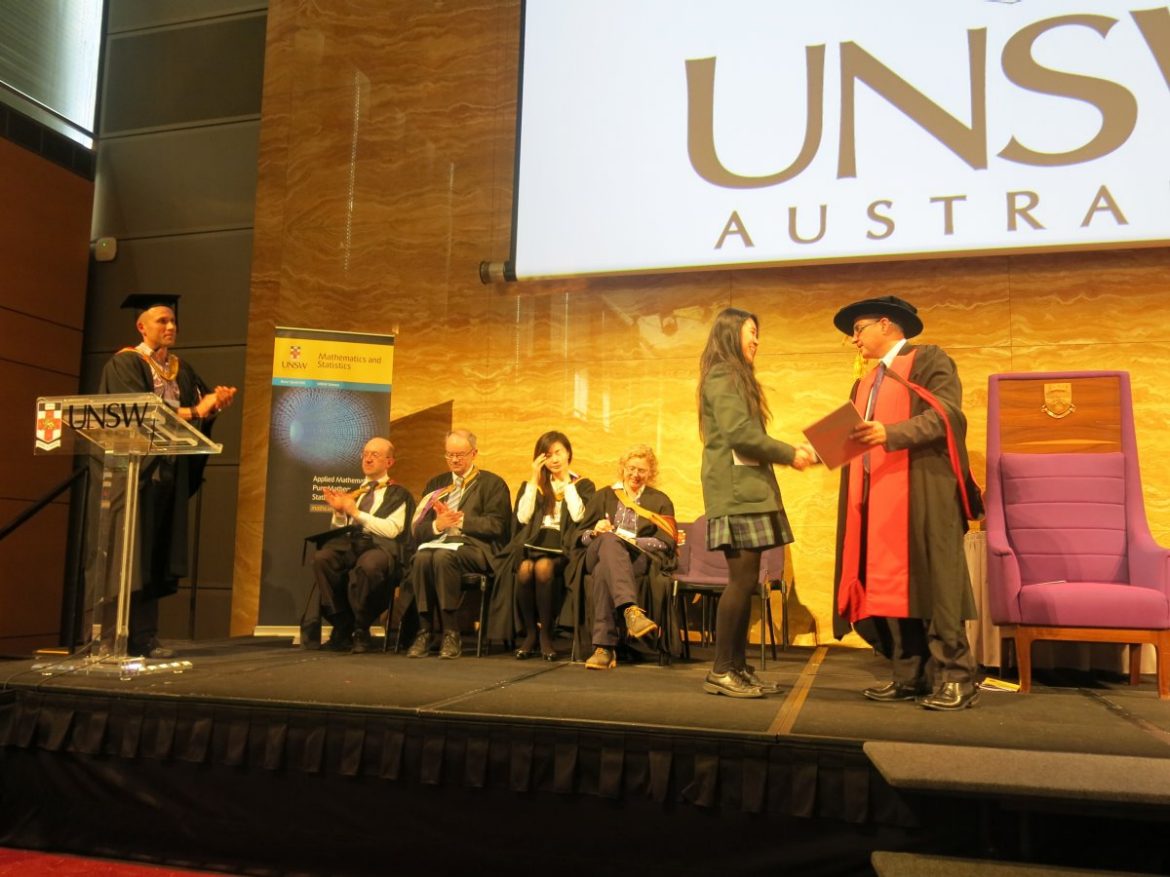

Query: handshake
[[791, 442, 820, 471]]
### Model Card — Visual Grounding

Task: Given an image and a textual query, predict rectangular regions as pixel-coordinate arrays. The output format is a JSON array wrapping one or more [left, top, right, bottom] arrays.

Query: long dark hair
[[697, 307, 770, 437], [532, 430, 573, 516]]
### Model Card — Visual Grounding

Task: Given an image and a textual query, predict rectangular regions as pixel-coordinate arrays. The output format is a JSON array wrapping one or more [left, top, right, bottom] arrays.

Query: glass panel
[[0, 0, 102, 138]]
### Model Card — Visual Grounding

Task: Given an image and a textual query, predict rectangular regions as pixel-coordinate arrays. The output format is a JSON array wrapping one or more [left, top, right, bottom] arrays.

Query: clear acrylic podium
[[33, 393, 222, 677]]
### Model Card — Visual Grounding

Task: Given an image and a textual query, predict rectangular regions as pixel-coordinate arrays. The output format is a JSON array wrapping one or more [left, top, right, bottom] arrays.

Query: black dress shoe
[[918, 681, 980, 711], [322, 630, 353, 652], [131, 639, 176, 659], [514, 648, 538, 660], [737, 666, 782, 694], [351, 629, 372, 654], [406, 631, 432, 658], [439, 630, 462, 660], [703, 670, 764, 698], [300, 621, 322, 650], [542, 651, 558, 662], [863, 680, 929, 702]]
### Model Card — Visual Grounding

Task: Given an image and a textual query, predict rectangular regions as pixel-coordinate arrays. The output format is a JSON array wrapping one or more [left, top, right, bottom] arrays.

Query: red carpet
[[0, 848, 232, 876]]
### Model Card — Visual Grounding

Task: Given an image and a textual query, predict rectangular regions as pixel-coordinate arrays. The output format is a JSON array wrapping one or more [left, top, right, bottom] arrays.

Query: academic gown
[[565, 485, 678, 661], [831, 343, 978, 646], [486, 477, 596, 645], [97, 350, 213, 600]]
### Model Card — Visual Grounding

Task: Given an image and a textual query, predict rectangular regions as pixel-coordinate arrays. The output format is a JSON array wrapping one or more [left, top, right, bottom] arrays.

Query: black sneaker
[[406, 631, 432, 658], [438, 630, 462, 660]]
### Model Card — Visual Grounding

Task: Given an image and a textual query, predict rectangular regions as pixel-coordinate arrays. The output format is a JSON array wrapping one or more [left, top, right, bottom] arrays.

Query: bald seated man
[[306, 437, 416, 653]]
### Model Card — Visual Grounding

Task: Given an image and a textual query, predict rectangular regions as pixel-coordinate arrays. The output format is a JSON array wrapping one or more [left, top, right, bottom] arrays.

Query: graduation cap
[[121, 294, 180, 320]]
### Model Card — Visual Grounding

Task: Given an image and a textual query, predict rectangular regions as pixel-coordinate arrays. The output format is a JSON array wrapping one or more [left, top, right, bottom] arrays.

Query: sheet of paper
[[417, 540, 462, 551]]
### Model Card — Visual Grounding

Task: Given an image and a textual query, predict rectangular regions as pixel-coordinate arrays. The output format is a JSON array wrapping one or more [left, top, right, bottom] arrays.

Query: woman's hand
[[531, 453, 549, 482]]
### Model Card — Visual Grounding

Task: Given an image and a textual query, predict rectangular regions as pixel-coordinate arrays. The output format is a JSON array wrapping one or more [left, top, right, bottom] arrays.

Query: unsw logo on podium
[[35, 400, 64, 451]]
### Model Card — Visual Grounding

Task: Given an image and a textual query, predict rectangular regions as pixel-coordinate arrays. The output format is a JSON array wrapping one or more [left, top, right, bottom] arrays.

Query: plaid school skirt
[[706, 512, 792, 551]]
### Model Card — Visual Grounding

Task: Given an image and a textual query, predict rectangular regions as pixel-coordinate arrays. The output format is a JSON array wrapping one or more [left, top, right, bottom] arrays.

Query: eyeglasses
[[623, 466, 650, 477], [445, 450, 474, 461], [850, 320, 882, 339], [361, 451, 387, 459]]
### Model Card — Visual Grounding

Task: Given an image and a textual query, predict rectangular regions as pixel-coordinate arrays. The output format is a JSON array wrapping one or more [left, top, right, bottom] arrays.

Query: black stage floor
[[4, 638, 1169, 757], [2, 639, 1170, 876]]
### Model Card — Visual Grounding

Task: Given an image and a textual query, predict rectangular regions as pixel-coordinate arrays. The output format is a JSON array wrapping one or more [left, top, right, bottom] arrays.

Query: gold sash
[[614, 487, 678, 544]]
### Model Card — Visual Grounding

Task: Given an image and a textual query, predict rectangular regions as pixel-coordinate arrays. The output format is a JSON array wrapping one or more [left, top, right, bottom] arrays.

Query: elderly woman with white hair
[[570, 444, 678, 670]]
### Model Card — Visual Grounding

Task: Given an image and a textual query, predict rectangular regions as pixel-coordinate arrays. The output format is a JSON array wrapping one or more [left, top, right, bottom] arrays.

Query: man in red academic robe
[[831, 295, 980, 711]]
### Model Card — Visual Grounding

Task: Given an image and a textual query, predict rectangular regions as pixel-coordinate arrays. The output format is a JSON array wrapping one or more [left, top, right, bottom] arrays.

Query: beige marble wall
[[232, 0, 1170, 645]]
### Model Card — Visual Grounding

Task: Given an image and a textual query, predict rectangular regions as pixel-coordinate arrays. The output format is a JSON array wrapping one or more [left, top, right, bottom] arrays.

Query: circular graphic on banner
[[270, 387, 382, 468]]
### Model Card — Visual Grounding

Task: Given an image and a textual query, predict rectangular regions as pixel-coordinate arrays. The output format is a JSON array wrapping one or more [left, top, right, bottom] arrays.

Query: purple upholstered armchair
[[986, 371, 1170, 698]]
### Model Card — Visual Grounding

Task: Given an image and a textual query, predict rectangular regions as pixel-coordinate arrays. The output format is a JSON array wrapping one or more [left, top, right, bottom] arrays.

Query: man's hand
[[435, 509, 463, 531], [322, 487, 349, 514], [791, 446, 812, 471], [852, 420, 888, 446], [214, 385, 238, 410]]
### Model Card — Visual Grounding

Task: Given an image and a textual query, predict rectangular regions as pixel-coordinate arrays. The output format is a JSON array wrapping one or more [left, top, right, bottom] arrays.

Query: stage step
[[872, 851, 1153, 877], [863, 741, 1170, 806]]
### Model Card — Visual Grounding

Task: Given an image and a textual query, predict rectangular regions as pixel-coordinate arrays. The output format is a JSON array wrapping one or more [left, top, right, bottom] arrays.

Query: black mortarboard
[[833, 294, 923, 338], [121, 294, 180, 320]]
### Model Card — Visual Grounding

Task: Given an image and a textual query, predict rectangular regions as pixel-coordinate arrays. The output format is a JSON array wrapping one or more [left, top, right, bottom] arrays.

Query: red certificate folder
[[803, 401, 868, 470]]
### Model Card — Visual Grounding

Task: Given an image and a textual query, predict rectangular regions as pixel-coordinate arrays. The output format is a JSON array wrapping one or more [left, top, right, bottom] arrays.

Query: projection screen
[[511, 0, 1170, 280]]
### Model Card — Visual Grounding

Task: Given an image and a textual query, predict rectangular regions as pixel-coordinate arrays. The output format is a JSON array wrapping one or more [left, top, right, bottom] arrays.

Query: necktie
[[447, 475, 464, 511], [358, 481, 377, 513], [862, 363, 887, 479], [864, 362, 887, 420]]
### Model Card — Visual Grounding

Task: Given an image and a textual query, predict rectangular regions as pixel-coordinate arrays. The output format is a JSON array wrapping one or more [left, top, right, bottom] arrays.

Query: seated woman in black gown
[[576, 443, 677, 670], [491, 431, 594, 660]]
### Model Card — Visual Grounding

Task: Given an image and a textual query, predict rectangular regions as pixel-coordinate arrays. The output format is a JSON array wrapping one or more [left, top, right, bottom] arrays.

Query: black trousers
[[875, 615, 976, 688], [407, 544, 490, 629], [859, 486, 976, 688], [585, 534, 648, 647], [311, 537, 394, 630]]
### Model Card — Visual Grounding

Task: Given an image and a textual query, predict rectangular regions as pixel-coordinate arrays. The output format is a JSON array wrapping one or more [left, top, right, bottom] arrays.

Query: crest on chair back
[[1041, 383, 1076, 420]]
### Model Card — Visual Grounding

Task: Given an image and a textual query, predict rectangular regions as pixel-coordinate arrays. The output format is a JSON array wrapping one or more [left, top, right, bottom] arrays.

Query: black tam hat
[[833, 295, 922, 339], [121, 294, 180, 319]]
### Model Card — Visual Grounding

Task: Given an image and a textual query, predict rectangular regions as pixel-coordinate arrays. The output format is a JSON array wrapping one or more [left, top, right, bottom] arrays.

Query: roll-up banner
[[256, 327, 395, 629]]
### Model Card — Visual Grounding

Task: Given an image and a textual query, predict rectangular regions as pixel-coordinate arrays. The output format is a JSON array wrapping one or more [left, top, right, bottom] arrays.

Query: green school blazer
[[699, 364, 796, 518]]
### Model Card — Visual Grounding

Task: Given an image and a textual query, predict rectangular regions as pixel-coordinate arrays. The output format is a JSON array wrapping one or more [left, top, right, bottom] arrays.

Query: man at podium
[[98, 294, 237, 659]]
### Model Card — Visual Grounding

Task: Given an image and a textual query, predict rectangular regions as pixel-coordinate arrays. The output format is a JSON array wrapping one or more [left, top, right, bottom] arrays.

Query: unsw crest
[[36, 400, 64, 451]]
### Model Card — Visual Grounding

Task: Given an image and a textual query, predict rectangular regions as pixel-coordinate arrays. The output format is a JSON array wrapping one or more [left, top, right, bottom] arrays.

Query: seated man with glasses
[[402, 429, 511, 659], [304, 437, 416, 653]]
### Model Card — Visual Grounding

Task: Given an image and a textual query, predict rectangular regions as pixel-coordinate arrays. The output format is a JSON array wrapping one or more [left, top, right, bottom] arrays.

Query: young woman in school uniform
[[697, 308, 810, 698]]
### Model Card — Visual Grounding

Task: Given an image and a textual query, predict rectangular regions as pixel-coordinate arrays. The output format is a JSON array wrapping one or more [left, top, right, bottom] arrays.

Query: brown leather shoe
[[918, 681, 979, 711], [704, 670, 764, 698], [863, 680, 929, 702], [623, 605, 658, 639], [584, 647, 617, 670]]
